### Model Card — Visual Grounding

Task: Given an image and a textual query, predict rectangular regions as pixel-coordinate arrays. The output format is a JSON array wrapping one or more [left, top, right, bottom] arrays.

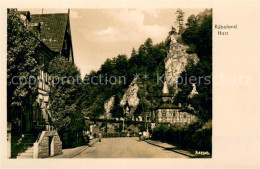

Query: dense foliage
[[151, 9, 212, 153], [81, 9, 212, 124], [7, 9, 41, 123], [81, 38, 168, 118], [48, 56, 85, 131], [175, 9, 212, 122], [110, 95, 124, 118], [152, 121, 212, 152]]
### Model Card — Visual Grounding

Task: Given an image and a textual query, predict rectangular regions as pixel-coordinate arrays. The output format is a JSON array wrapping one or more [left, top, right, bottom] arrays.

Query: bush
[[151, 122, 212, 152]]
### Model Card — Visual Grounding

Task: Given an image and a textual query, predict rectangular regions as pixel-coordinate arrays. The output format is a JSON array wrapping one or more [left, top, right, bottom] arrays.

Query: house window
[[45, 72, 48, 84], [41, 71, 44, 89], [63, 40, 67, 50], [162, 110, 166, 117]]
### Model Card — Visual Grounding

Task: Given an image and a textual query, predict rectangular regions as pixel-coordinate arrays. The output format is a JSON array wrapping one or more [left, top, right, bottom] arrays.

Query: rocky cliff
[[165, 35, 199, 95], [101, 78, 140, 119], [120, 77, 139, 116], [116, 35, 199, 116], [103, 96, 115, 119]]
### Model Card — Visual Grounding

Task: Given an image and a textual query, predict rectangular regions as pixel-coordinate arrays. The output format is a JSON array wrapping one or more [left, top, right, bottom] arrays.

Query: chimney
[[26, 11, 31, 22], [37, 22, 41, 39]]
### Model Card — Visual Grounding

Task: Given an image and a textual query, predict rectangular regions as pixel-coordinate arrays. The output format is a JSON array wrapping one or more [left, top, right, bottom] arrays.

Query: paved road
[[74, 137, 188, 158]]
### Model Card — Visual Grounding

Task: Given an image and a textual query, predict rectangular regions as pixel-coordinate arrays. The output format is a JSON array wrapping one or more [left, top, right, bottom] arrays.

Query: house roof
[[18, 11, 30, 16], [29, 13, 69, 52]]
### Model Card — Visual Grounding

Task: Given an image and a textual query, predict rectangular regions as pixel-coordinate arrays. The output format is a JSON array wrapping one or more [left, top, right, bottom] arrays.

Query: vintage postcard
[[0, 0, 259, 169]]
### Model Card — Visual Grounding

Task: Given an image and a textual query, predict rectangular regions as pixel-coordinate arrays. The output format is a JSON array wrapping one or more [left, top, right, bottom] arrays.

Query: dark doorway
[[48, 136, 53, 156]]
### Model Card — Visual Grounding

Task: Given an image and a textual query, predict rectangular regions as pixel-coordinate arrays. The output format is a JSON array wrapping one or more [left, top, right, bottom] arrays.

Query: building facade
[[18, 10, 74, 133], [156, 81, 197, 125], [8, 10, 76, 158]]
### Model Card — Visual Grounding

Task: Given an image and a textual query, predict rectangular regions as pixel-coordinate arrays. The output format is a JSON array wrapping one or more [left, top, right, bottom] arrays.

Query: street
[[73, 137, 189, 158]]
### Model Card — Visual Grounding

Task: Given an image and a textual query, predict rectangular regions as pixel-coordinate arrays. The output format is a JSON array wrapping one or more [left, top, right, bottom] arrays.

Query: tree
[[186, 14, 197, 28], [182, 9, 212, 59], [175, 9, 185, 34], [110, 95, 123, 118], [144, 38, 153, 49], [169, 26, 177, 35], [81, 37, 168, 124], [7, 9, 41, 124], [48, 56, 82, 131], [88, 95, 105, 118], [175, 9, 212, 122]]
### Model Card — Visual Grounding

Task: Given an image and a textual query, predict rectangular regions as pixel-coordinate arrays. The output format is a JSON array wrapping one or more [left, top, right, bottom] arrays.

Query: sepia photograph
[[6, 8, 212, 159]]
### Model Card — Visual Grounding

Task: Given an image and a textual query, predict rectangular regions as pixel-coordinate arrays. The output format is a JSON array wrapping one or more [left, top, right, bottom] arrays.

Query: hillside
[[81, 9, 212, 123]]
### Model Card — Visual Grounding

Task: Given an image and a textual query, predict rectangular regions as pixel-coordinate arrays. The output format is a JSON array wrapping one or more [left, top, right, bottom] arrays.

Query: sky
[[20, 8, 205, 78]]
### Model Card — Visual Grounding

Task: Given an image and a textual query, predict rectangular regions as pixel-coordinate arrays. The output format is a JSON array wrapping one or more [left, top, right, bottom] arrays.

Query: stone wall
[[33, 130, 62, 158]]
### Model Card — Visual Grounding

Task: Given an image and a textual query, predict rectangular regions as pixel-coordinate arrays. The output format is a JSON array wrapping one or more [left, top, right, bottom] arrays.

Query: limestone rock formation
[[165, 35, 199, 96], [120, 77, 139, 116], [188, 83, 199, 98], [119, 35, 200, 118], [103, 96, 115, 119]]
